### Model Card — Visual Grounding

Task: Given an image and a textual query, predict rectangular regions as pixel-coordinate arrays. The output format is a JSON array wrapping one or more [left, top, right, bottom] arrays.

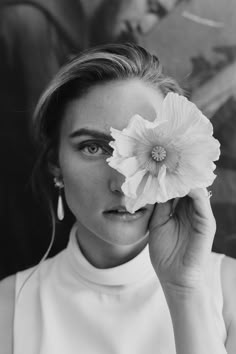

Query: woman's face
[[58, 79, 164, 246]]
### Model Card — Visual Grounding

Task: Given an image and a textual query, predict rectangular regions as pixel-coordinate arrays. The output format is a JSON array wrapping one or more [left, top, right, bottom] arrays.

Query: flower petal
[[124, 174, 154, 213], [107, 156, 143, 178], [110, 129, 140, 157], [107, 92, 221, 207], [122, 169, 147, 198], [123, 114, 160, 144], [158, 92, 213, 139], [143, 174, 161, 204], [125, 195, 148, 214], [113, 114, 166, 147]]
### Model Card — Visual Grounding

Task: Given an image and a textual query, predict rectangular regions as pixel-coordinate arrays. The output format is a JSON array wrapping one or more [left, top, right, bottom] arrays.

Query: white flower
[[107, 92, 220, 213]]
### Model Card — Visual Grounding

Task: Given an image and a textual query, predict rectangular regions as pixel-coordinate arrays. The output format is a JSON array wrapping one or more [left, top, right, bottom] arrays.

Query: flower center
[[151, 146, 167, 162]]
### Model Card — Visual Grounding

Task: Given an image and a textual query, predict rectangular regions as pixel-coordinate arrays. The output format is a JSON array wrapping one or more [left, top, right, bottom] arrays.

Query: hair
[[32, 42, 183, 233]]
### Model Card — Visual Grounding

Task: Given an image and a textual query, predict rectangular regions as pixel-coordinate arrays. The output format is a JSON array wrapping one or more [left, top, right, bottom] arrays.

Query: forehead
[[61, 79, 164, 135]]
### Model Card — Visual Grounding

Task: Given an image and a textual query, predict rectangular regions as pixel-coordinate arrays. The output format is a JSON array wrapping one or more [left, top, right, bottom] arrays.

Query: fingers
[[171, 197, 180, 216], [149, 199, 173, 230], [187, 188, 213, 219], [149, 188, 214, 231]]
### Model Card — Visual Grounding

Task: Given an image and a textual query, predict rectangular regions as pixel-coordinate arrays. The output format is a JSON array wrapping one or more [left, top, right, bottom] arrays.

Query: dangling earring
[[54, 177, 64, 221]]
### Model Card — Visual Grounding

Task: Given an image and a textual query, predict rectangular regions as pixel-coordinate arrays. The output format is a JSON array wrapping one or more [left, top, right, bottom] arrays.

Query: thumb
[[149, 199, 173, 230]]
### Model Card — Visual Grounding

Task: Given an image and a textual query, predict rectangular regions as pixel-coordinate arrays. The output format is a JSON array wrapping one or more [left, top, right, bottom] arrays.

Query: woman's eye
[[84, 143, 102, 155], [79, 141, 112, 156]]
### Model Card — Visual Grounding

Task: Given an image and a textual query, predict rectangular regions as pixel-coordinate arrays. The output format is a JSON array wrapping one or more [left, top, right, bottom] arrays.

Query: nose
[[108, 168, 126, 195]]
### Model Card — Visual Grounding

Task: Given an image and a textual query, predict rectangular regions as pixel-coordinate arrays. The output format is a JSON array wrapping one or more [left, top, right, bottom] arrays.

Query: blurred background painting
[[0, 0, 235, 279], [141, 0, 236, 257]]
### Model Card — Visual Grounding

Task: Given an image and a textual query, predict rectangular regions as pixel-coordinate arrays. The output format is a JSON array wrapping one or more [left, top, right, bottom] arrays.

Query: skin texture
[[58, 79, 164, 268], [149, 188, 216, 290], [57, 78, 217, 283], [0, 77, 235, 353], [57, 79, 233, 353]]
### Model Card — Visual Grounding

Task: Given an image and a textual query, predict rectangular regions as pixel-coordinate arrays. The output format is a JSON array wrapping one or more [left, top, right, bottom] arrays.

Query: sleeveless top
[[14, 224, 227, 354]]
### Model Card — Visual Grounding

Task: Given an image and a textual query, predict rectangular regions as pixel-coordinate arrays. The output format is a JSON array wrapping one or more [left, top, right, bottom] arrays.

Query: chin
[[100, 224, 149, 246]]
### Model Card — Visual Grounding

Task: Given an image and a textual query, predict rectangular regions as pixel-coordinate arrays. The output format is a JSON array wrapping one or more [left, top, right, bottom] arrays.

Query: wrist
[[161, 281, 209, 305]]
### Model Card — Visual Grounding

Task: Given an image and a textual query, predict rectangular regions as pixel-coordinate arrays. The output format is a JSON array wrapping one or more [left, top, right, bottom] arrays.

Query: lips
[[106, 210, 128, 214], [103, 206, 145, 215], [103, 206, 146, 219]]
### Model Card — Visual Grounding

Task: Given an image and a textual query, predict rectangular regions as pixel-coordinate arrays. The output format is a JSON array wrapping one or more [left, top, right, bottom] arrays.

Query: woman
[[0, 43, 235, 353]]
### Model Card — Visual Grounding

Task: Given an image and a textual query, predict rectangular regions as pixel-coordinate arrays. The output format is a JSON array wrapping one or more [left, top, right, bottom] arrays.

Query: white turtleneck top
[[14, 224, 227, 354]]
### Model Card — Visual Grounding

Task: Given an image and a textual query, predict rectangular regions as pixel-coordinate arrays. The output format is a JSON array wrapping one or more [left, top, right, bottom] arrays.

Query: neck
[[75, 223, 148, 269]]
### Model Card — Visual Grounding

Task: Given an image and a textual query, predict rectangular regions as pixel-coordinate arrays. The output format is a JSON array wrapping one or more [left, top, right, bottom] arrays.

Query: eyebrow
[[69, 128, 113, 141]]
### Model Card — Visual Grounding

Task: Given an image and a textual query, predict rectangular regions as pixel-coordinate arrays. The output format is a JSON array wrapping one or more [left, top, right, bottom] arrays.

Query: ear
[[47, 148, 62, 178], [48, 162, 61, 179]]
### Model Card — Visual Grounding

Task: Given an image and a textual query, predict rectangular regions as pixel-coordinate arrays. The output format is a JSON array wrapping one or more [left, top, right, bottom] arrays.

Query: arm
[[148, 189, 228, 353], [0, 275, 16, 354], [222, 256, 236, 353], [163, 285, 228, 354]]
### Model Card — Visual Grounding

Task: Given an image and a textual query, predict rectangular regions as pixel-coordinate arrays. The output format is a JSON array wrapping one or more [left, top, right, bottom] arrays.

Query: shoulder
[[0, 274, 16, 317], [221, 254, 236, 286], [0, 274, 16, 353], [221, 255, 236, 320], [221, 255, 236, 351], [220, 255, 236, 352]]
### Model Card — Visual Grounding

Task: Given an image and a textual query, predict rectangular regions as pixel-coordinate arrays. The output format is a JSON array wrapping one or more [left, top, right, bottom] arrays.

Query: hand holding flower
[[107, 92, 220, 292], [107, 93, 229, 353], [148, 189, 228, 354], [148, 188, 216, 293]]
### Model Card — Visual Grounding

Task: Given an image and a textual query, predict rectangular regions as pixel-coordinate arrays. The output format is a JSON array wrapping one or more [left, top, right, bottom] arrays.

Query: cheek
[[60, 157, 109, 214]]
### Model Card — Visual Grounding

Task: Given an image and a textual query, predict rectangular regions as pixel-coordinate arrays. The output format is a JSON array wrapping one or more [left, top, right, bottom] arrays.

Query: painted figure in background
[[0, 0, 182, 278], [190, 46, 236, 257], [142, 0, 236, 258]]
